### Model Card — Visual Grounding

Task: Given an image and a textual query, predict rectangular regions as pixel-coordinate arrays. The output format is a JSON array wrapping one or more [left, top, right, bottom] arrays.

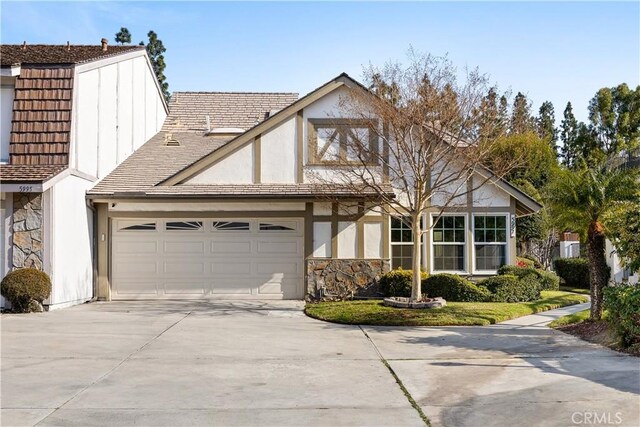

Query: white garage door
[[111, 218, 304, 299]]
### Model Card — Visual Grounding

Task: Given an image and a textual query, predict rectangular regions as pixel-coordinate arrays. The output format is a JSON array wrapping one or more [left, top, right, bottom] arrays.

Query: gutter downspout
[[86, 197, 98, 303]]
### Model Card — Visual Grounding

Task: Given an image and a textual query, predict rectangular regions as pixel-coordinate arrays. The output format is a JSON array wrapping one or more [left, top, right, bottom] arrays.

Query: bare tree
[[310, 50, 525, 301]]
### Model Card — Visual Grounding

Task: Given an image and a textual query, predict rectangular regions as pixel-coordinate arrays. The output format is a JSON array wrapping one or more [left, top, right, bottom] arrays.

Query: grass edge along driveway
[[305, 291, 589, 326]]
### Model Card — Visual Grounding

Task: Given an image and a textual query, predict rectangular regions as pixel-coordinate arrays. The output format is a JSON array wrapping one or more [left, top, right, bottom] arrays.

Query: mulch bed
[[559, 320, 640, 357]]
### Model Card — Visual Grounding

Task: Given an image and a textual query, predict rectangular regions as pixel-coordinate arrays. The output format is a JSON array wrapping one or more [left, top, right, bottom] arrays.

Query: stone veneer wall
[[306, 259, 390, 301], [12, 193, 43, 270]]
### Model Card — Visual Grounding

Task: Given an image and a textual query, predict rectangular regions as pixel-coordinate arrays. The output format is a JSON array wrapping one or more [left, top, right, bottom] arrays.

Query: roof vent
[[205, 115, 211, 133], [22, 41, 27, 50], [101, 38, 108, 52], [66, 41, 70, 51], [164, 133, 180, 146]]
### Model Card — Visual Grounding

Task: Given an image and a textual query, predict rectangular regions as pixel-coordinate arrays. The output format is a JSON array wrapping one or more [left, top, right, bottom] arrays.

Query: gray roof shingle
[[1, 44, 145, 66]]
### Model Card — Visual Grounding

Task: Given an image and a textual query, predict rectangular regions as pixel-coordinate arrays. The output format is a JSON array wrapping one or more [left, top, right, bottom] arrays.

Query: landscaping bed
[[305, 291, 588, 326]]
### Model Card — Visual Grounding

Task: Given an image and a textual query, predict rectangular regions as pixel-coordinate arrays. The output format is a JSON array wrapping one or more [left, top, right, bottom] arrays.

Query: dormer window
[[308, 119, 378, 165]]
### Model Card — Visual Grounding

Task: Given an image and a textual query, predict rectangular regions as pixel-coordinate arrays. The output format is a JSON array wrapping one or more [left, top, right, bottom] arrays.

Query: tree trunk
[[411, 213, 423, 301], [587, 220, 608, 320]]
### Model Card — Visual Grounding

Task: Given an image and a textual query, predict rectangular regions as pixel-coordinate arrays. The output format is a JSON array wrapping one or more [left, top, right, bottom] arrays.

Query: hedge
[[423, 273, 490, 302], [379, 269, 428, 298], [1, 268, 52, 313], [497, 265, 560, 291], [554, 258, 590, 289], [604, 285, 640, 348], [480, 274, 541, 302]]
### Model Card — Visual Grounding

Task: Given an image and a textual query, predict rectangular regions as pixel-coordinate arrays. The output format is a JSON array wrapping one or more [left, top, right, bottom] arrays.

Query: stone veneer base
[[306, 259, 390, 301]]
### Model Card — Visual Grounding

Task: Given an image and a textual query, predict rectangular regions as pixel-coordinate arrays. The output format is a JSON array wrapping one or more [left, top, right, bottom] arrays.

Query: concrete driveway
[[1, 301, 638, 427]]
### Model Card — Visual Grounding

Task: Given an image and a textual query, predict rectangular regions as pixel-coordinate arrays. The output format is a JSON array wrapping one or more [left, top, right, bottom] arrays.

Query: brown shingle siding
[[9, 66, 74, 165]]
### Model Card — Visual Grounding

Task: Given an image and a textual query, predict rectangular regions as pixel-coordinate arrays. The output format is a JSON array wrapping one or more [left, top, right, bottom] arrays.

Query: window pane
[[212, 221, 250, 231], [166, 221, 203, 231], [433, 230, 443, 242], [475, 229, 485, 242], [391, 217, 403, 229], [444, 230, 454, 242], [454, 216, 465, 228], [120, 222, 156, 231], [455, 230, 465, 243], [391, 229, 402, 242], [259, 222, 295, 231], [401, 229, 413, 243], [496, 216, 506, 228], [474, 216, 484, 228], [496, 229, 507, 242], [486, 229, 495, 242], [475, 244, 506, 271], [486, 216, 496, 228], [433, 244, 464, 271], [443, 216, 453, 228], [392, 244, 413, 270]]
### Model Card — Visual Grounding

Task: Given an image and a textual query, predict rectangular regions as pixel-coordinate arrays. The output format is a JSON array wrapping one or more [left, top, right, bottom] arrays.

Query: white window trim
[[471, 212, 510, 275], [429, 213, 469, 275]]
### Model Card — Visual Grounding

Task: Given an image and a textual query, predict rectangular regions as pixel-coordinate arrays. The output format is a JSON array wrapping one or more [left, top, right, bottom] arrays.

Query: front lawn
[[305, 291, 588, 326], [559, 286, 590, 295], [548, 309, 591, 328]]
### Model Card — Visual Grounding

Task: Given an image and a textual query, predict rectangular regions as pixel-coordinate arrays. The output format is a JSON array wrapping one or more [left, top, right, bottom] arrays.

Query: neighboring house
[[87, 73, 541, 301], [0, 41, 168, 309], [606, 151, 640, 285]]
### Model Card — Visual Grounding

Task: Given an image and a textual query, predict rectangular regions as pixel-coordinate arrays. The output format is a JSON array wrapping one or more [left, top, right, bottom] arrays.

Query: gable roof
[[88, 91, 300, 196], [166, 92, 298, 132], [88, 72, 542, 214], [1, 44, 144, 67], [0, 164, 67, 183]]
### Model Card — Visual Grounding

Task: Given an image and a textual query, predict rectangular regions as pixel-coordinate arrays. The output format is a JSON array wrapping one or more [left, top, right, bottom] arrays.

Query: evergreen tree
[[536, 101, 557, 153], [560, 102, 579, 166], [144, 30, 170, 102], [510, 92, 535, 134], [114, 27, 132, 45]]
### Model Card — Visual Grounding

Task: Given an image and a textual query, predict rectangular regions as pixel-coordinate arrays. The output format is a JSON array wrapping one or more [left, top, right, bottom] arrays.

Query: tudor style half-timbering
[[88, 74, 541, 301], [0, 41, 167, 309]]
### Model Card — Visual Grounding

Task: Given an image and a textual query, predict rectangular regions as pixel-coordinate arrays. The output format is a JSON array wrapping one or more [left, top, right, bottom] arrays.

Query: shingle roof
[[89, 91, 301, 196], [1, 44, 144, 66], [0, 164, 67, 182], [10, 67, 74, 165], [165, 92, 298, 132]]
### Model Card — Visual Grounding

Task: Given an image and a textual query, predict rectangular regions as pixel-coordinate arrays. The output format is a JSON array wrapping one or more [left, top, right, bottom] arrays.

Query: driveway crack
[[358, 326, 431, 426], [34, 311, 193, 426]]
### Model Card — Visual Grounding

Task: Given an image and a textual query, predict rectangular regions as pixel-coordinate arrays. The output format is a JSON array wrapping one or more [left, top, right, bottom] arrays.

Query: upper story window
[[308, 119, 378, 165]]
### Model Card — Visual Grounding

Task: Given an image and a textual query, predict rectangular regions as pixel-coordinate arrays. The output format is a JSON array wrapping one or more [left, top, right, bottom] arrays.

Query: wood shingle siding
[[9, 67, 74, 165]]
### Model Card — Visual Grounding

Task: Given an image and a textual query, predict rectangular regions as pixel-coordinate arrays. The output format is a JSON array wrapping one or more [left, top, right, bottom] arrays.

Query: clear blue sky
[[2, 1, 638, 124]]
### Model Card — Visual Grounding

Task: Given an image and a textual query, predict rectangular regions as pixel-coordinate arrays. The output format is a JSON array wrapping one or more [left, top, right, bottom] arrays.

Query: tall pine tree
[[114, 27, 131, 45], [510, 92, 535, 134], [144, 31, 170, 103], [560, 102, 579, 166], [536, 101, 557, 154]]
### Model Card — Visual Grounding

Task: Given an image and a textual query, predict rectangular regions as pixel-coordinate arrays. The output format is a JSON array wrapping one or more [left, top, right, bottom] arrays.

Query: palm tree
[[547, 163, 640, 320]]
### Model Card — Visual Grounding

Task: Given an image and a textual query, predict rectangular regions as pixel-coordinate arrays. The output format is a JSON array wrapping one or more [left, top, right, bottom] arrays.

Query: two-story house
[[87, 74, 541, 301], [0, 40, 167, 309]]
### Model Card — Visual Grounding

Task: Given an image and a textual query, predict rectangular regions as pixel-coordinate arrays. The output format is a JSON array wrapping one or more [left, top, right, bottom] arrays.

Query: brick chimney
[[101, 38, 108, 51]]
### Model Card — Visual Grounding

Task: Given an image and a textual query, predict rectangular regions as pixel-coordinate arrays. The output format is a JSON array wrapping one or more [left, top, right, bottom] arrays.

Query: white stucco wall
[[185, 142, 254, 184], [606, 239, 639, 285], [74, 54, 167, 179], [472, 176, 511, 207], [1, 83, 15, 162], [48, 175, 94, 308], [313, 222, 332, 258], [364, 222, 383, 259], [337, 221, 357, 259], [261, 116, 296, 183]]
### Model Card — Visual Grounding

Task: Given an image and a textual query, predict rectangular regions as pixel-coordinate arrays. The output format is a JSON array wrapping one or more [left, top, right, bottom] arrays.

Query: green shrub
[[604, 285, 640, 348], [480, 274, 541, 302], [423, 273, 490, 302], [554, 258, 589, 289], [1, 268, 52, 313], [379, 269, 427, 297], [497, 265, 560, 291]]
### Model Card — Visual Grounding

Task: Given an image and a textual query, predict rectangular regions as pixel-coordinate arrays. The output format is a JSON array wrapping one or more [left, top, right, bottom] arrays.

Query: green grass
[[548, 309, 591, 328], [305, 291, 589, 326], [559, 286, 590, 295]]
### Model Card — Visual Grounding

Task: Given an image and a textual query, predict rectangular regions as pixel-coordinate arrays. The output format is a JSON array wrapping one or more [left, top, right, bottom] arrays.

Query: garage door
[[111, 218, 304, 299]]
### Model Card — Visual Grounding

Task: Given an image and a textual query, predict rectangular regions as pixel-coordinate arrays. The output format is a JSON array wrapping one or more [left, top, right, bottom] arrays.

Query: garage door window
[[119, 222, 156, 231], [212, 221, 250, 231], [259, 222, 296, 231], [166, 221, 203, 231]]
